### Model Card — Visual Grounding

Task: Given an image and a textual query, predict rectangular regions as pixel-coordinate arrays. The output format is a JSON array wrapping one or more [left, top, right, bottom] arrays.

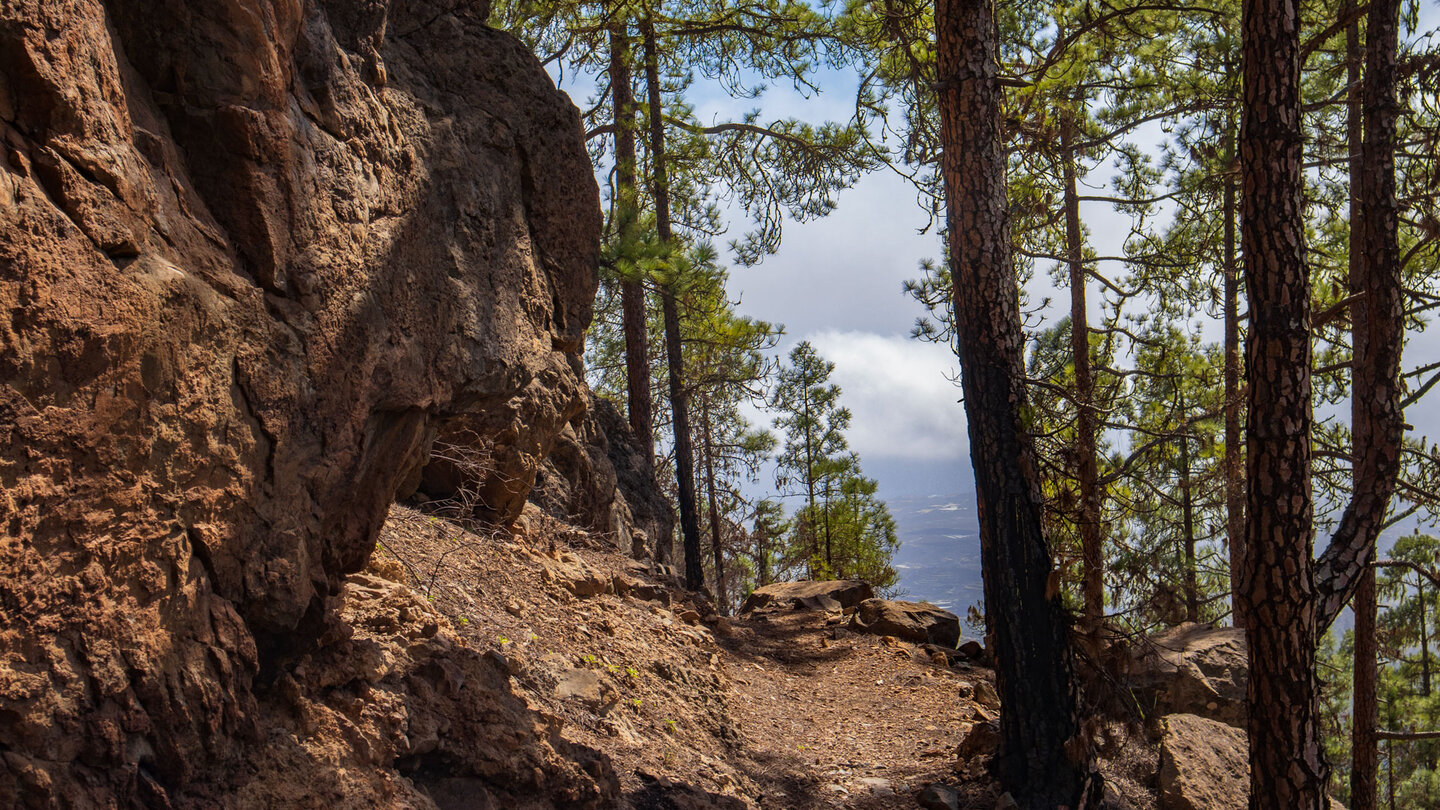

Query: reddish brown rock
[[1158, 713, 1247, 810], [847, 598, 963, 648], [1128, 623, 1248, 727], [0, 0, 601, 805], [740, 580, 876, 613]]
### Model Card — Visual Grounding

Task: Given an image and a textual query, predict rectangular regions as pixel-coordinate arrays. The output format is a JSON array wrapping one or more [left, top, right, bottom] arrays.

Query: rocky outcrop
[[1157, 713, 1248, 810], [0, 0, 600, 804], [847, 599, 962, 648], [528, 393, 675, 562], [740, 580, 876, 613], [530, 385, 621, 535], [1127, 623, 1248, 727], [596, 395, 675, 559], [234, 566, 616, 809]]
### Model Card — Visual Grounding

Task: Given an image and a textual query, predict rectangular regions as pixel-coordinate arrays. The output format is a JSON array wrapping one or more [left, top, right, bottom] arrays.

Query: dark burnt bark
[[1346, 5, 1376, 806], [1061, 118, 1104, 632], [1238, 0, 1326, 805], [701, 398, 727, 612], [642, 17, 704, 591], [1354, 566, 1379, 810], [935, 1, 1091, 806], [610, 22, 654, 475], [1179, 420, 1198, 624], [1312, 0, 1405, 635], [1223, 116, 1246, 628]]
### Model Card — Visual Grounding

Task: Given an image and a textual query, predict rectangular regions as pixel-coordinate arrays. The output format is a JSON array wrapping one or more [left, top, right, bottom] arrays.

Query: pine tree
[[770, 341, 851, 577], [935, 0, 1092, 805]]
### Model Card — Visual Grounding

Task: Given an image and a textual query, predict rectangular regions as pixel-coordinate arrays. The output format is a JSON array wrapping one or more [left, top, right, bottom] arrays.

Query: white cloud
[[801, 329, 969, 463]]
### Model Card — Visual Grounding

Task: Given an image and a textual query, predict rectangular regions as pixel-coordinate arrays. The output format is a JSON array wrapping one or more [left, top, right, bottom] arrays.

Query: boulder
[[555, 668, 618, 713], [958, 640, 988, 663], [847, 599, 963, 648], [917, 784, 961, 810], [955, 720, 1000, 762], [1158, 713, 1247, 810], [1128, 623, 1247, 726], [538, 550, 611, 598], [740, 580, 875, 613], [0, 0, 604, 804]]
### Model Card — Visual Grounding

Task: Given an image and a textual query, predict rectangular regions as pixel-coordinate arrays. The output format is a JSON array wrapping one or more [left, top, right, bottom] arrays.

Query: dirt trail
[[374, 504, 997, 809], [716, 610, 996, 809]]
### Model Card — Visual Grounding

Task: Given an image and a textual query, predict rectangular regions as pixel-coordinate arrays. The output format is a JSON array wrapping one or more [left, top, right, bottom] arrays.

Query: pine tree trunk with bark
[[1238, 1, 1327, 805], [701, 398, 727, 611], [935, 1, 1092, 806], [1179, 422, 1198, 624], [1312, 0, 1405, 637], [642, 17, 704, 590], [609, 22, 654, 474], [1346, 4, 1376, 806], [1061, 119, 1104, 633], [1222, 115, 1245, 628]]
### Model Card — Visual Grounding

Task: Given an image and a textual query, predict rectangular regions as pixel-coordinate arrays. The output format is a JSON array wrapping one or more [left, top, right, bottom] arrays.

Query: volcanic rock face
[[0, 0, 599, 804]]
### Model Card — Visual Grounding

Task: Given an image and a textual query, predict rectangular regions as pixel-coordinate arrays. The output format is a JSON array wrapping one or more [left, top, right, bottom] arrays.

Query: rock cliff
[[0, 0, 604, 804]]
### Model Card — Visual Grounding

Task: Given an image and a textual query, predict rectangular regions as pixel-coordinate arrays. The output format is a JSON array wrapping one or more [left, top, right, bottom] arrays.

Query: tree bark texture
[[936, 1, 1091, 806], [1061, 120, 1104, 632], [610, 22, 655, 475], [642, 17, 704, 590], [1354, 566, 1379, 810], [1180, 425, 1198, 624], [701, 399, 727, 612], [1345, 5, 1376, 806], [1238, 1, 1326, 806], [1312, 0, 1405, 633], [1223, 118, 1246, 628]]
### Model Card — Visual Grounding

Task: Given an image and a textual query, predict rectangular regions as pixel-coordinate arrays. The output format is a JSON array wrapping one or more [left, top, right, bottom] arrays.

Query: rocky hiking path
[[718, 609, 998, 809], [373, 504, 1002, 810]]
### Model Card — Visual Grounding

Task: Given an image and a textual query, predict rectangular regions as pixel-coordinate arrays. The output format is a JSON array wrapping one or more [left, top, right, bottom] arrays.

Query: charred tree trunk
[[1312, 0, 1405, 635], [1347, 5, 1377, 807], [1354, 565, 1379, 810], [701, 397, 727, 612], [1061, 117, 1104, 633], [936, 1, 1092, 806], [1238, 0, 1328, 805], [642, 17, 703, 591], [609, 22, 654, 473], [1223, 113, 1246, 628], [1179, 418, 1198, 624]]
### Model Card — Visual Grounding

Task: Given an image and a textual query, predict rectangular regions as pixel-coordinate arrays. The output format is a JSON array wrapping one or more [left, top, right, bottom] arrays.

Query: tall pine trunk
[[1312, 0, 1405, 637], [935, 1, 1091, 806], [1238, 0, 1326, 804], [802, 391, 820, 576], [1222, 113, 1245, 628], [1061, 117, 1104, 632], [609, 21, 655, 476], [641, 17, 704, 590], [1347, 4, 1377, 806], [1179, 418, 1198, 624], [701, 397, 727, 611]]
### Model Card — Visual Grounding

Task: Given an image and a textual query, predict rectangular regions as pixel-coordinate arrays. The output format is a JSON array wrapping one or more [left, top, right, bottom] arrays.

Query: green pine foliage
[[769, 341, 898, 589]]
